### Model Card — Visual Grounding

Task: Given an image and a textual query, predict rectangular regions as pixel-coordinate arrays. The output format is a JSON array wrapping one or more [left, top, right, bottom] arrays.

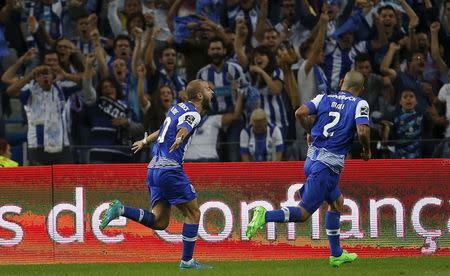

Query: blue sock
[[181, 223, 199, 262], [326, 211, 343, 257], [265, 210, 284, 222], [265, 207, 302, 223], [123, 206, 155, 228]]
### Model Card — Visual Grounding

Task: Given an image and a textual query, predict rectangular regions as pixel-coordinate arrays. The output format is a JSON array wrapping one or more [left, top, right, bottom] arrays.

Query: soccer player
[[100, 79, 214, 270], [246, 70, 371, 267]]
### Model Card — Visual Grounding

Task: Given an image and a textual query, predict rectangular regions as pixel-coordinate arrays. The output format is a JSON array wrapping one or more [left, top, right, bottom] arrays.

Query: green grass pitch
[[0, 257, 449, 276]]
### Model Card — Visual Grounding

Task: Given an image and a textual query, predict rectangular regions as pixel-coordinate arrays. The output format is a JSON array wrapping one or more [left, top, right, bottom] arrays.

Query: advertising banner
[[1, 160, 449, 264]]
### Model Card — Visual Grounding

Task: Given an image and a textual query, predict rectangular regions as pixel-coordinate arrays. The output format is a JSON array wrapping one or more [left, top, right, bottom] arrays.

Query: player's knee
[[186, 207, 201, 223], [298, 206, 311, 222], [329, 196, 344, 213], [299, 214, 310, 222]]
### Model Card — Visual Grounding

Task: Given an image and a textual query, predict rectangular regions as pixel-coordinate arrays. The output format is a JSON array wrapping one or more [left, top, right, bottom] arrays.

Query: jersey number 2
[[157, 117, 171, 143], [323, 112, 340, 138]]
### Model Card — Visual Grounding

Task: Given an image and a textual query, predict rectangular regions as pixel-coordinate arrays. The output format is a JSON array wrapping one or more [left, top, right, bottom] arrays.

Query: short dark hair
[[354, 53, 371, 65], [251, 45, 276, 75], [161, 45, 176, 55], [43, 49, 59, 57], [113, 35, 132, 49], [208, 37, 225, 48], [264, 27, 280, 35], [400, 88, 415, 97], [41, 49, 59, 64], [75, 10, 90, 21], [377, 5, 396, 14]]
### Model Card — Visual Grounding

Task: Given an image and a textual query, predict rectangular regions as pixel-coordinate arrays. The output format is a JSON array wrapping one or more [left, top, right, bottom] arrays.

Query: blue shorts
[[299, 158, 341, 214], [146, 168, 197, 208]]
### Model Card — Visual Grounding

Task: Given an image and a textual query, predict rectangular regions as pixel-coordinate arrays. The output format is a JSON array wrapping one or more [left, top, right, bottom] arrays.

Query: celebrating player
[[246, 70, 371, 267], [100, 79, 214, 270]]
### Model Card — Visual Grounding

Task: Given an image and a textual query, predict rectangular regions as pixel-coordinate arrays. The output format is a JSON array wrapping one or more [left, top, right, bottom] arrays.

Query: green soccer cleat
[[329, 250, 358, 267], [100, 200, 123, 230], [179, 259, 212, 270], [246, 206, 267, 239]]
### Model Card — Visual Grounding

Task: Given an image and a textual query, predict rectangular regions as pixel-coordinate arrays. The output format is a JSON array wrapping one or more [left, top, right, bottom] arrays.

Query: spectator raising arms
[[248, 45, 289, 139], [6, 65, 78, 165], [0, 0, 449, 164]]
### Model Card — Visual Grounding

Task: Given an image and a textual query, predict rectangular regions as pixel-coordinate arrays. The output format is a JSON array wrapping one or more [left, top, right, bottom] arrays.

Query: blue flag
[[173, 16, 203, 44], [196, 0, 223, 24]]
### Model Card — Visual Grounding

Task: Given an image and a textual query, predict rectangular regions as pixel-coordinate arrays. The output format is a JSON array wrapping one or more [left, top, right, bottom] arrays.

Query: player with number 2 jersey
[[246, 71, 371, 268]]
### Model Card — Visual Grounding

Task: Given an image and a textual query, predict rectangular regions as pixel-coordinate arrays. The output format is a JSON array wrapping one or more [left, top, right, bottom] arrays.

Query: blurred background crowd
[[0, 0, 449, 166]]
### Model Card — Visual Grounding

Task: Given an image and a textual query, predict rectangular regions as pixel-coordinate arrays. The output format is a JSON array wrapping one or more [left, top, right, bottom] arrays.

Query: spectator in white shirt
[[185, 93, 243, 162]]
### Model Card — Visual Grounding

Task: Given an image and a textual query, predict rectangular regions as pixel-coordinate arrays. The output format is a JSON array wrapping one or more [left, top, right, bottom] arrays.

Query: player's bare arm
[[169, 127, 190, 153], [295, 105, 316, 134], [132, 130, 160, 154], [357, 124, 371, 161]]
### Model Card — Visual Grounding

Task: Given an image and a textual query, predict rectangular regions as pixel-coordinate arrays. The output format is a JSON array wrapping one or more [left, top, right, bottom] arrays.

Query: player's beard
[[201, 97, 211, 113]]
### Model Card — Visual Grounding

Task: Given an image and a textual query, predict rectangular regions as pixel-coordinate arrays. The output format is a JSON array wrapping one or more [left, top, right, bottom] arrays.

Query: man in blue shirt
[[100, 80, 214, 270], [246, 70, 371, 268]]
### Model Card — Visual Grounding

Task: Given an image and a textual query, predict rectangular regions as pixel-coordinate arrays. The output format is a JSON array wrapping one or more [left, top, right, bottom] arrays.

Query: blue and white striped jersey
[[324, 41, 368, 91], [151, 102, 201, 168], [250, 68, 289, 131], [71, 36, 109, 55], [20, 80, 78, 149], [24, 0, 67, 40], [197, 61, 247, 113], [240, 123, 284, 161]]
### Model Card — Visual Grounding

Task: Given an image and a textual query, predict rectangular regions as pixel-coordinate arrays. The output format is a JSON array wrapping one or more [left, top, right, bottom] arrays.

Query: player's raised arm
[[169, 127, 190, 153], [170, 105, 202, 152], [132, 130, 160, 154]]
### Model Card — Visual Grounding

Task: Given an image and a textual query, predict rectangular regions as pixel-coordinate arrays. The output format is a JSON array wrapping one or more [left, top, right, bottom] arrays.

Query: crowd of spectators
[[0, 0, 449, 165]]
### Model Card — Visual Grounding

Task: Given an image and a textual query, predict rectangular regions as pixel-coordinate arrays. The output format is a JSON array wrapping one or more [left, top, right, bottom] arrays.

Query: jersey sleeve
[[177, 111, 201, 133], [273, 126, 284, 152], [355, 100, 370, 125], [305, 94, 325, 114], [438, 84, 449, 103], [20, 83, 33, 105], [239, 129, 250, 155]]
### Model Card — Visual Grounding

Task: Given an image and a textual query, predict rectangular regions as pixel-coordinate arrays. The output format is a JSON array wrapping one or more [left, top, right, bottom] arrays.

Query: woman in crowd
[[248, 45, 290, 140]]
